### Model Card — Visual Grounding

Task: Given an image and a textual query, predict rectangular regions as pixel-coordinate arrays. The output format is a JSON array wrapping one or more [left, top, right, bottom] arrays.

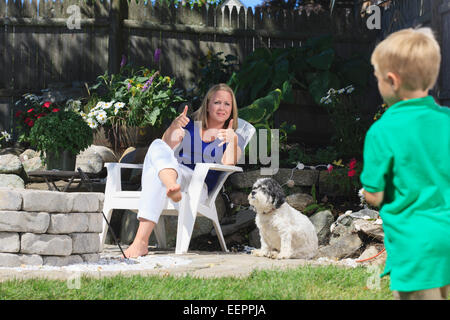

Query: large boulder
[[0, 154, 23, 174], [76, 145, 118, 174], [309, 210, 334, 245], [0, 174, 25, 189], [286, 193, 314, 212]]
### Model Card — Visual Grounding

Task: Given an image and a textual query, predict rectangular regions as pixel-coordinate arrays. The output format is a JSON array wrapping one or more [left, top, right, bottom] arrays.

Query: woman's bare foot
[[167, 184, 182, 202], [124, 240, 148, 258]]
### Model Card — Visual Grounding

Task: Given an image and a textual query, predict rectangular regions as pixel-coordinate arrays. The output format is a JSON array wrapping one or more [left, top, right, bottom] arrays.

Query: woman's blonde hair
[[192, 83, 238, 131], [371, 27, 441, 91]]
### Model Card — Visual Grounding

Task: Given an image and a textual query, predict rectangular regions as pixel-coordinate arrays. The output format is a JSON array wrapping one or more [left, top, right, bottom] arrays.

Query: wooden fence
[[379, 0, 450, 107], [0, 0, 376, 133]]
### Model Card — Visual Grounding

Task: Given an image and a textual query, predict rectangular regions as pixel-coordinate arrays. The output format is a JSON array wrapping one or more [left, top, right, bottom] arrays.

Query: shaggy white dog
[[248, 178, 318, 259]]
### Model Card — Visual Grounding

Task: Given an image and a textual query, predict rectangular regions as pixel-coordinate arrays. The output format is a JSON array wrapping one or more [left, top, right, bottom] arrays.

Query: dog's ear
[[268, 178, 286, 209]]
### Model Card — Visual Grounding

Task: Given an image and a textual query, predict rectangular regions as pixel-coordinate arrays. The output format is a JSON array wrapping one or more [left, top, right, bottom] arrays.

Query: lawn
[[0, 265, 393, 300]]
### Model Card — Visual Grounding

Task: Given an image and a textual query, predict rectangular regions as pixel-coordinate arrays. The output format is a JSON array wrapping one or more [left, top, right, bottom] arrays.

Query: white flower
[[114, 107, 120, 115], [96, 110, 108, 125], [86, 118, 98, 129], [103, 101, 114, 109], [320, 95, 331, 104], [80, 112, 87, 119], [345, 85, 355, 94], [337, 88, 345, 94], [1, 131, 11, 142], [327, 88, 336, 95], [95, 101, 106, 109], [114, 102, 125, 109]]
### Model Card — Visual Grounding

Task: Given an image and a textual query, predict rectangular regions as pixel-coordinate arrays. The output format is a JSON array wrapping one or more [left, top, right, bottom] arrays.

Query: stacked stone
[[0, 188, 104, 267]]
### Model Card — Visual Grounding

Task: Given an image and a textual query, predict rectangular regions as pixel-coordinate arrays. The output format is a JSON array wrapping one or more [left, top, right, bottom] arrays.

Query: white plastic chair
[[100, 118, 256, 254]]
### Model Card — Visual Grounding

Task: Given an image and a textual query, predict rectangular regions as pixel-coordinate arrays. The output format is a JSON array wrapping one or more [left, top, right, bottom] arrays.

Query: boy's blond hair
[[371, 27, 441, 91]]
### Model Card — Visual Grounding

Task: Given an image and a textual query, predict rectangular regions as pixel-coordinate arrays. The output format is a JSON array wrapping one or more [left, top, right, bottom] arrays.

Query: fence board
[[0, 0, 5, 18]]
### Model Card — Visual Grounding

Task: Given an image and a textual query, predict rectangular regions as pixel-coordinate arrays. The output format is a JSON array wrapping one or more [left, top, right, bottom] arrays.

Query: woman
[[124, 83, 245, 258]]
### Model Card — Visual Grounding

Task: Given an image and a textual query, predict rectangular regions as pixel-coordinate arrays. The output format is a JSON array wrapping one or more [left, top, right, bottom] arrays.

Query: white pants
[[137, 139, 208, 223]]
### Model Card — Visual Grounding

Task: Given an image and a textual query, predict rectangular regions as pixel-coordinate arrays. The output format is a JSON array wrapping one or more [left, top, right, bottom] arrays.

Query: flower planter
[[46, 150, 76, 171], [93, 126, 164, 155]]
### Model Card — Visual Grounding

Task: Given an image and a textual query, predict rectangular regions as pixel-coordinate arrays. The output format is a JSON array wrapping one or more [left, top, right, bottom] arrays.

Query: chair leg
[[175, 197, 197, 254], [212, 217, 228, 253], [154, 216, 167, 249], [99, 207, 113, 251]]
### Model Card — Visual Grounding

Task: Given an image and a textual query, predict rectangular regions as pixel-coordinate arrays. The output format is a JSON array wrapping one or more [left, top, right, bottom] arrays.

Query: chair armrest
[[104, 162, 144, 194], [193, 163, 243, 173]]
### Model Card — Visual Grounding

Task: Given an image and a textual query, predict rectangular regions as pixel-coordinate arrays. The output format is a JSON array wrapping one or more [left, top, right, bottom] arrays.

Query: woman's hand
[[217, 119, 237, 147], [162, 105, 189, 149]]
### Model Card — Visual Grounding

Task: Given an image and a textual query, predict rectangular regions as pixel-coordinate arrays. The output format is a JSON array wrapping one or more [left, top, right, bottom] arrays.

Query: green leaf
[[239, 103, 266, 123], [306, 49, 335, 71]]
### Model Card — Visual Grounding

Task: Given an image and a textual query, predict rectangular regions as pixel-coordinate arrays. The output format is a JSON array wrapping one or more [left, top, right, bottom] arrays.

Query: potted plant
[[81, 50, 186, 154], [29, 109, 93, 171]]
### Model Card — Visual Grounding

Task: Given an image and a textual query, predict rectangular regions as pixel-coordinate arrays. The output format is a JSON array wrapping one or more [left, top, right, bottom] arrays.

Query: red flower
[[327, 164, 333, 173], [52, 108, 60, 113], [348, 169, 356, 177], [27, 108, 34, 113], [15, 111, 22, 118], [27, 119, 34, 127], [24, 117, 31, 124], [43, 101, 51, 108], [36, 113, 45, 119], [349, 158, 357, 169]]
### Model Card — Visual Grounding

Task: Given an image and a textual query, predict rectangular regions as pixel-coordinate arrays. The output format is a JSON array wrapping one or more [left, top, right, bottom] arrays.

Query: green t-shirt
[[360, 96, 450, 292]]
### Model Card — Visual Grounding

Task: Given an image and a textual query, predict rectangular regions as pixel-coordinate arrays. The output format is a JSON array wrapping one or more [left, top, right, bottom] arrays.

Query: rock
[[22, 156, 45, 173], [19, 149, 40, 162], [286, 193, 314, 212], [81, 253, 100, 263], [21, 233, 72, 256], [47, 213, 89, 234], [248, 227, 261, 248], [318, 233, 363, 259], [349, 208, 379, 220], [329, 221, 354, 245], [0, 232, 20, 253], [43, 255, 84, 267], [0, 188, 23, 211], [0, 253, 43, 267], [229, 191, 250, 207], [119, 210, 139, 245], [309, 210, 334, 245], [229, 169, 319, 189], [70, 233, 100, 254], [211, 209, 256, 237], [0, 154, 23, 174], [356, 245, 386, 266], [0, 174, 25, 189], [76, 145, 118, 174], [353, 219, 384, 242], [0, 147, 24, 156], [0, 211, 50, 233]]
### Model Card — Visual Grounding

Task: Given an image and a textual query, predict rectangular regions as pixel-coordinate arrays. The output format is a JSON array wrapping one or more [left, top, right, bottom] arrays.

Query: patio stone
[[70, 233, 100, 254], [0, 211, 50, 233], [0, 188, 23, 211], [47, 213, 89, 234], [0, 253, 43, 267], [87, 212, 103, 233], [21, 190, 74, 213], [21, 233, 72, 256], [0, 232, 20, 253], [70, 193, 103, 213], [43, 255, 84, 267]]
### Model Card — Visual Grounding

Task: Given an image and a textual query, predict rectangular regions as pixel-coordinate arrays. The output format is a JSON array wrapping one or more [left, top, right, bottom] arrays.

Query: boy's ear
[[387, 72, 402, 90]]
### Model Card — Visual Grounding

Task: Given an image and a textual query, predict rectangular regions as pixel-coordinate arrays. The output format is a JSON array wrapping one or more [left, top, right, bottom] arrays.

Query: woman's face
[[207, 90, 233, 126]]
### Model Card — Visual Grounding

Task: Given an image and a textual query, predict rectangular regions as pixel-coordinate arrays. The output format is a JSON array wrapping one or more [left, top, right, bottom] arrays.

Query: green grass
[[0, 265, 393, 300]]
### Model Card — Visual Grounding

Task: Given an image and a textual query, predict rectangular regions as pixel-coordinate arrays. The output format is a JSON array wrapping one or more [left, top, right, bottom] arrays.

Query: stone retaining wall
[[0, 188, 104, 267]]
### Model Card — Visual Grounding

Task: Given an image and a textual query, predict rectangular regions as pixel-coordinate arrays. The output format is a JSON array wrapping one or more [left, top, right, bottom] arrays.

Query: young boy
[[360, 27, 450, 300]]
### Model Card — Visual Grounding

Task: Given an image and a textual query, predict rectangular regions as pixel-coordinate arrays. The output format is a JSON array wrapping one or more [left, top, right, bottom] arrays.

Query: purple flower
[[120, 55, 127, 68], [154, 48, 161, 64], [141, 76, 155, 92], [127, 82, 132, 91]]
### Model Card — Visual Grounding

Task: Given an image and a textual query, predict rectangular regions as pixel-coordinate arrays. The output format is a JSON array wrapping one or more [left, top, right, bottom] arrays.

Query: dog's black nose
[[251, 191, 256, 196]]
